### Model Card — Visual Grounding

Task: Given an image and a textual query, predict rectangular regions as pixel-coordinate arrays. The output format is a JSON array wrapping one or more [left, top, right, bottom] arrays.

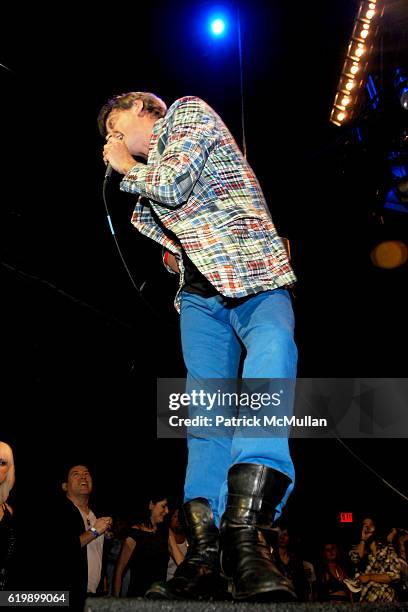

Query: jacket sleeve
[[120, 97, 220, 208]]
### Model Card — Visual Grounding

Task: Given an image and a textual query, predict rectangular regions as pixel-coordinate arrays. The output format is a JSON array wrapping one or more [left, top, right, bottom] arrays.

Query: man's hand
[[94, 516, 113, 535], [103, 135, 138, 175]]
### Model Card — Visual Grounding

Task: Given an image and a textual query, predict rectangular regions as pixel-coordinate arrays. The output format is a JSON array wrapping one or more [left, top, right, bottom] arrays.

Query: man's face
[[66, 465, 93, 497], [105, 106, 147, 157]]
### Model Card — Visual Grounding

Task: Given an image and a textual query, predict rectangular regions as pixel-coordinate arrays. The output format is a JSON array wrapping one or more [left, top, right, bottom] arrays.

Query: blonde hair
[[0, 441, 15, 505]]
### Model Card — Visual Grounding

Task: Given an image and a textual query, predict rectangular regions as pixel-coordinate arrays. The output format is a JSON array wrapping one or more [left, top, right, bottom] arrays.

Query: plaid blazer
[[120, 96, 297, 312]]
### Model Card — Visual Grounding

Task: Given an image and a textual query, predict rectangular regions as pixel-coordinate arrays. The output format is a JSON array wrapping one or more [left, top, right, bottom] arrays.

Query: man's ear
[[132, 99, 144, 116], [62, 482, 68, 492]]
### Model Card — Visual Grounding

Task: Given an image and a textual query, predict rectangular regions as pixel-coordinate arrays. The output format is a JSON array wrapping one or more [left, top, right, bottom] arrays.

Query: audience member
[[166, 508, 187, 581], [104, 516, 131, 596], [54, 464, 112, 607], [302, 559, 317, 602], [349, 516, 401, 602], [316, 542, 352, 603], [113, 494, 173, 597], [0, 442, 16, 591], [273, 526, 309, 601], [387, 526, 408, 602]]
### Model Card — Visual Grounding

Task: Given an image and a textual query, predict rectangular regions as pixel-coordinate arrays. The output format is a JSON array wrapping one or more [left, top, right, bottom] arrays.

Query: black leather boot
[[145, 498, 227, 600], [220, 463, 297, 601]]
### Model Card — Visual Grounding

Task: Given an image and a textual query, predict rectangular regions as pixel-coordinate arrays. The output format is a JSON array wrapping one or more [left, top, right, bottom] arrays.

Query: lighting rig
[[330, 0, 384, 127]]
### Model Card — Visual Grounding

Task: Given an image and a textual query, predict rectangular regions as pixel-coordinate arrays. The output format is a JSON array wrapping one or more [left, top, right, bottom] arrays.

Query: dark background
[[1, 0, 407, 564]]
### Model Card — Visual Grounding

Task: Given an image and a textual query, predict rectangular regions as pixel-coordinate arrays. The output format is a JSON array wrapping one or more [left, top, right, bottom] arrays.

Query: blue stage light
[[210, 18, 226, 36]]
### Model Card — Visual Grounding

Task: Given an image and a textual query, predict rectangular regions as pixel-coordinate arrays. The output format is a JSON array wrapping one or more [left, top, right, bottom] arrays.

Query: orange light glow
[[371, 241, 408, 269]]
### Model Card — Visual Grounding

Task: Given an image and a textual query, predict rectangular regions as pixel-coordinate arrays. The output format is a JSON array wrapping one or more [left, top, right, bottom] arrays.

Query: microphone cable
[[335, 436, 408, 504], [102, 172, 169, 325]]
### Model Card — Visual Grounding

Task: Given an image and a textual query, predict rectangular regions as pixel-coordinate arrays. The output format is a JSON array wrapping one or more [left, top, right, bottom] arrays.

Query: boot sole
[[232, 584, 297, 602], [145, 580, 228, 602]]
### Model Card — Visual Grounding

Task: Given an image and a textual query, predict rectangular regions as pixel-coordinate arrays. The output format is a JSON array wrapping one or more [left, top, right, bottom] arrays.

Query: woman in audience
[[349, 516, 401, 602], [0, 441, 16, 591], [316, 542, 352, 603], [113, 494, 181, 597]]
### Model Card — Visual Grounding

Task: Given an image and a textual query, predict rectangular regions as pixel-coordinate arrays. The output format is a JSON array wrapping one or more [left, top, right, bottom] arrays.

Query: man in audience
[[56, 464, 112, 606]]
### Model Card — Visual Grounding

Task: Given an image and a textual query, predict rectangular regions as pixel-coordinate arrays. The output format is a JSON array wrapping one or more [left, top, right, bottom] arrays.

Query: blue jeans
[[180, 288, 298, 526]]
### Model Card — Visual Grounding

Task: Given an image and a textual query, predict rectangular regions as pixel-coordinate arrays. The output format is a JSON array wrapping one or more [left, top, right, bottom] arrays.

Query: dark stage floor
[[85, 598, 408, 611]]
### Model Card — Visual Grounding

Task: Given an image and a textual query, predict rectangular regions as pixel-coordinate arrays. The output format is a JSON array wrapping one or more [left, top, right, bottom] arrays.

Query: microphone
[[105, 163, 113, 179]]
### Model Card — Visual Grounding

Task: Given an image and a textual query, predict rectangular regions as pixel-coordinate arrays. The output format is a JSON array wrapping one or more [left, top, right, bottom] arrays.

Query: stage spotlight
[[210, 17, 226, 36]]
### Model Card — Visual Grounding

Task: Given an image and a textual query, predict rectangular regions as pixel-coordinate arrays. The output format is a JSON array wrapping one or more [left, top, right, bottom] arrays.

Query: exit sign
[[340, 512, 353, 523]]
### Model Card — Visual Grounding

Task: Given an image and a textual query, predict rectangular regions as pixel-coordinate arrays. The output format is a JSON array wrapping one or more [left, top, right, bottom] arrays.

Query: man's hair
[[0, 441, 15, 504], [97, 91, 167, 137], [62, 463, 92, 484]]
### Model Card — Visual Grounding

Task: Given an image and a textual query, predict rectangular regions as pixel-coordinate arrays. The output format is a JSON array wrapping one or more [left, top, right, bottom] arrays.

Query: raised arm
[[121, 97, 220, 207], [113, 537, 136, 597], [79, 516, 112, 548]]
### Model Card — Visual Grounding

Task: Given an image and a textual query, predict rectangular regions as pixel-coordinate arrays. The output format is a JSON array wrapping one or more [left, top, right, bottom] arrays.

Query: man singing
[[98, 92, 298, 601]]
